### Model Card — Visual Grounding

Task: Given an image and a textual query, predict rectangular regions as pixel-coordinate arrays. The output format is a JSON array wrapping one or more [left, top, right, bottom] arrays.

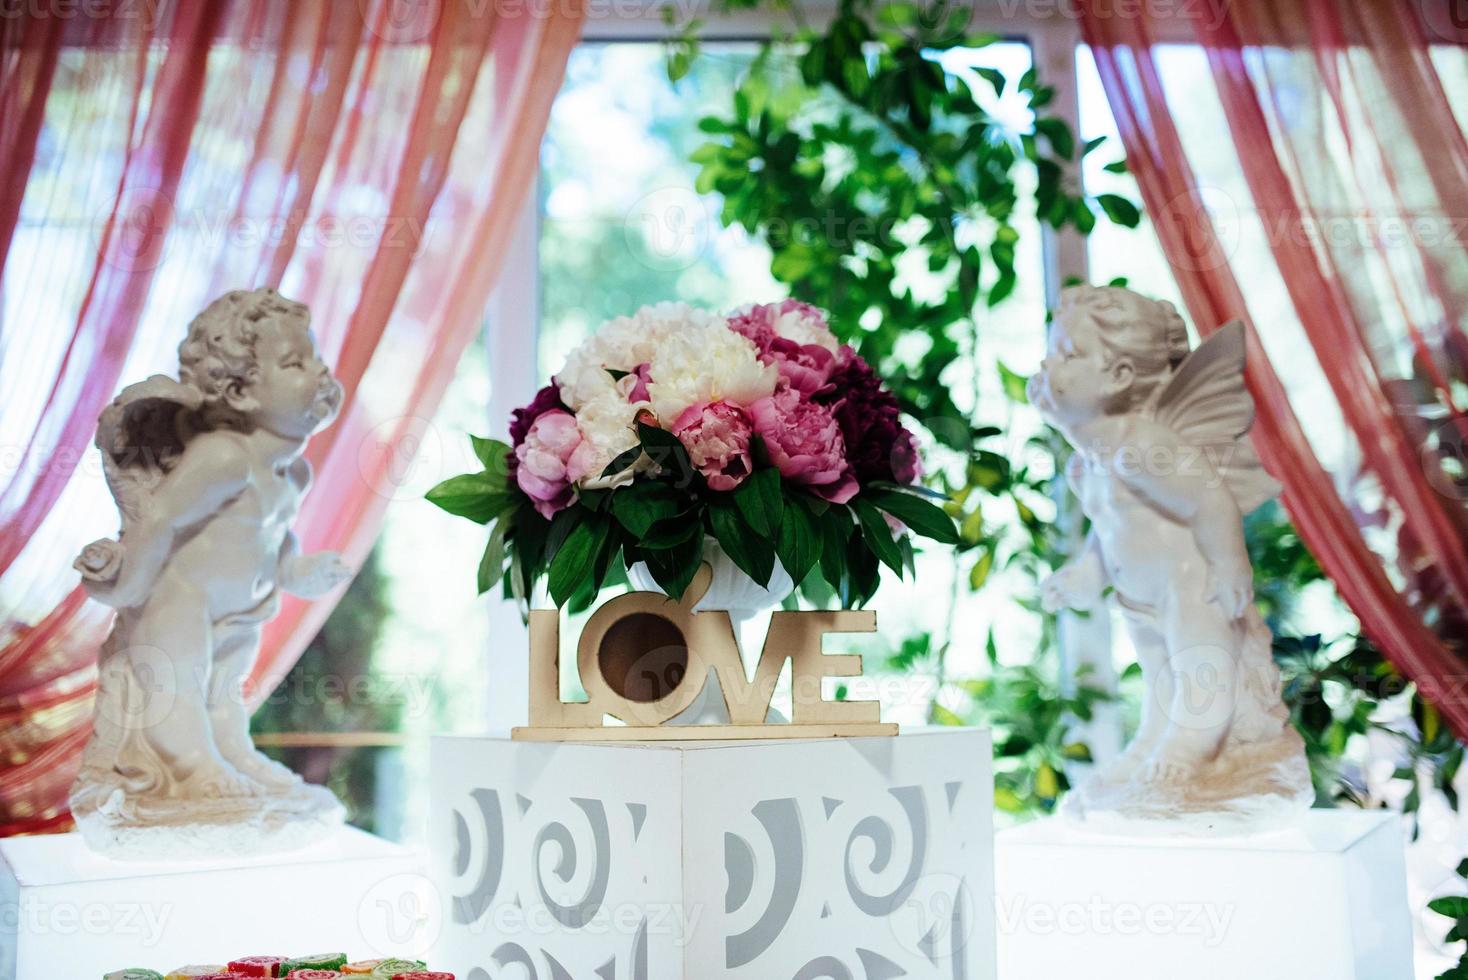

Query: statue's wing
[[1153, 319, 1280, 514], [95, 375, 203, 527]]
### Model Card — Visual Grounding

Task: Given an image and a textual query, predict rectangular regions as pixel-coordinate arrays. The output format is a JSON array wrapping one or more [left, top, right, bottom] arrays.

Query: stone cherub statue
[[70, 287, 353, 858], [1029, 285, 1312, 832]]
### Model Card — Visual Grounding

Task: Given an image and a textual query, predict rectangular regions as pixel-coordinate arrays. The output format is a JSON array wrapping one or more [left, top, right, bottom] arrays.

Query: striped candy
[[164, 968, 228, 979], [279, 954, 347, 974], [104, 971, 163, 980], [227, 957, 286, 977]]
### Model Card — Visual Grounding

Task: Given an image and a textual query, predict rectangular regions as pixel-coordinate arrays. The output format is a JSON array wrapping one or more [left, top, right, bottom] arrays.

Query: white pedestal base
[[995, 810, 1414, 980], [432, 729, 996, 979], [0, 826, 429, 979]]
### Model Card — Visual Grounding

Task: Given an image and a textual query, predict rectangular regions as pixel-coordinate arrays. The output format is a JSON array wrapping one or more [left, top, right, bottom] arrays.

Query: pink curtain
[[1081, 2, 1468, 731], [0, 0, 584, 835]]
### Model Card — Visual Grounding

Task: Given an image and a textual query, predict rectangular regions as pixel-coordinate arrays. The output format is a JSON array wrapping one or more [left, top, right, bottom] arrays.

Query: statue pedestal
[[0, 825, 429, 979], [431, 729, 996, 979], [995, 810, 1414, 979]]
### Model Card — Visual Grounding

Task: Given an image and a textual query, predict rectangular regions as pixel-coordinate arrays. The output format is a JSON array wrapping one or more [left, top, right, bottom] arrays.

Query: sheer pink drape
[[0, 0, 583, 835], [1081, 1, 1468, 732]]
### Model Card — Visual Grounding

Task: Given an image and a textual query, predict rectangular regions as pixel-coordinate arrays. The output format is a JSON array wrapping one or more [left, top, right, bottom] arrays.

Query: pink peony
[[765, 337, 835, 395], [748, 388, 858, 504], [515, 410, 582, 519], [672, 401, 755, 491], [729, 301, 840, 396], [727, 304, 778, 351]]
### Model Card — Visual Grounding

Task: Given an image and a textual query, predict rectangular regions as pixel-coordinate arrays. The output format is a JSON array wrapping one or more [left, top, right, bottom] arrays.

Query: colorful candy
[[113, 956, 447, 980], [279, 955, 347, 974]]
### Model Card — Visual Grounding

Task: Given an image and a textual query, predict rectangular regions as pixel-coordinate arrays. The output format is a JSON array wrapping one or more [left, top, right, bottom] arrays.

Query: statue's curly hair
[[1054, 285, 1190, 412], [178, 287, 308, 428]]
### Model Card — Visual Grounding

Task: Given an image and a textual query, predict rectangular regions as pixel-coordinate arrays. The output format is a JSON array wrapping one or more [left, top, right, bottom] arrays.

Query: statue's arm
[[102, 433, 250, 607], [1113, 418, 1252, 618]]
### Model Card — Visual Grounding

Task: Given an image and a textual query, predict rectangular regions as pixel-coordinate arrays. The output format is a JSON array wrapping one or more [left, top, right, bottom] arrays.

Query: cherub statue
[[1029, 285, 1311, 830], [69, 287, 353, 857]]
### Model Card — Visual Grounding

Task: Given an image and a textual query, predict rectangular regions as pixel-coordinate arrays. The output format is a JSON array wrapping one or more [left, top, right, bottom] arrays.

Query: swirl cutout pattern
[[451, 787, 505, 925], [725, 797, 804, 969], [533, 797, 612, 929], [843, 785, 928, 917]]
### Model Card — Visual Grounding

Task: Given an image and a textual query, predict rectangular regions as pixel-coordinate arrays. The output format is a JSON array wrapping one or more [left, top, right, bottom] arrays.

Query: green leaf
[[864, 486, 960, 545], [1103, 158, 1128, 174], [1034, 117, 1074, 160], [611, 484, 679, 536], [547, 514, 609, 607], [733, 467, 783, 536], [820, 507, 853, 594], [639, 516, 703, 550], [974, 66, 1005, 96], [638, 421, 693, 484], [775, 496, 821, 586], [854, 499, 904, 575], [932, 703, 965, 726], [1429, 896, 1468, 919], [844, 529, 881, 607], [477, 520, 510, 595], [1096, 193, 1142, 228], [992, 362, 1027, 404], [642, 533, 705, 600], [969, 548, 994, 589], [602, 443, 643, 480], [470, 435, 511, 474], [508, 507, 549, 605], [425, 472, 511, 524], [709, 499, 776, 586]]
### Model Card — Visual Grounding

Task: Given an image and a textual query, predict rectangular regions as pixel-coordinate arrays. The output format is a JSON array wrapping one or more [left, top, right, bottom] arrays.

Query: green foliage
[[426, 433, 958, 612], [668, 2, 1135, 703], [889, 631, 1110, 815]]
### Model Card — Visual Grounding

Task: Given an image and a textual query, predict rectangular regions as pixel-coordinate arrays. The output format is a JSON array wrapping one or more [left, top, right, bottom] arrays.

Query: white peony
[[556, 302, 707, 410], [556, 302, 777, 488], [568, 392, 645, 490], [645, 316, 777, 424]]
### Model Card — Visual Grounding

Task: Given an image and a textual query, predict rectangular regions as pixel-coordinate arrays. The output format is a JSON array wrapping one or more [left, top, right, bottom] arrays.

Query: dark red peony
[[819, 352, 920, 485]]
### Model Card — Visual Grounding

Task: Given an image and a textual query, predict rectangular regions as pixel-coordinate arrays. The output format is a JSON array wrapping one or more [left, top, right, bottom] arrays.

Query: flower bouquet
[[427, 300, 957, 609]]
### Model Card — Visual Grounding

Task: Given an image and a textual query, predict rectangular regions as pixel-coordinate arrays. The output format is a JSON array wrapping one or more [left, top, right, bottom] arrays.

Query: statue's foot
[[175, 757, 262, 799], [220, 744, 303, 792], [1087, 736, 1163, 788], [1139, 745, 1208, 788]]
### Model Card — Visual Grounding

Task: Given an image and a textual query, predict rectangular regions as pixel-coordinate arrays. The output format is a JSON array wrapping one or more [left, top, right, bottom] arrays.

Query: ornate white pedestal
[[995, 810, 1414, 979], [431, 729, 995, 979], [0, 826, 429, 979]]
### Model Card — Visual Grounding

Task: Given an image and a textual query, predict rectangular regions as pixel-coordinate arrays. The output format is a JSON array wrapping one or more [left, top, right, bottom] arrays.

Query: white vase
[[626, 536, 793, 614], [626, 536, 793, 726]]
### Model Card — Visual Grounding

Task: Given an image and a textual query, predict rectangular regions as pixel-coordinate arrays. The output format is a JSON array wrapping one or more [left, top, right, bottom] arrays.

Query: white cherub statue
[[69, 287, 354, 858], [1029, 285, 1312, 831]]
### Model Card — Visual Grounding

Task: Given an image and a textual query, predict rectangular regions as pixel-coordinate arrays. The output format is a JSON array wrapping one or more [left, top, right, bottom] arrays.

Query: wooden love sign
[[511, 565, 897, 741]]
